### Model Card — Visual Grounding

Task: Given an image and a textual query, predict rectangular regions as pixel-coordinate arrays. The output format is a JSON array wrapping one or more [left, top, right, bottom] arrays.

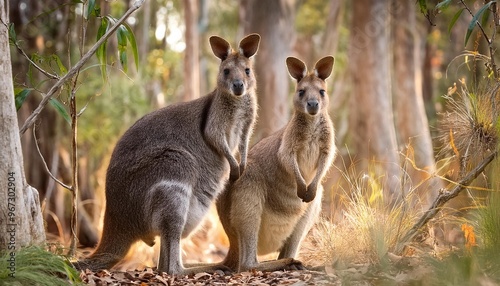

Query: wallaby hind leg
[[278, 187, 322, 260], [151, 182, 230, 275], [229, 189, 261, 272]]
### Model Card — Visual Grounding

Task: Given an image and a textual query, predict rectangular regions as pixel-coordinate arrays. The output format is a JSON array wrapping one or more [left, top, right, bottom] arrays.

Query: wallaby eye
[[298, 89, 305, 97], [320, 89, 325, 97], [224, 69, 230, 75], [245, 68, 250, 75]]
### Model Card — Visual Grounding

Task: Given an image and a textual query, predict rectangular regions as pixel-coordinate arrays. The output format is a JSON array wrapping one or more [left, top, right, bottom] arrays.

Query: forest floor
[[74, 230, 438, 285], [76, 254, 435, 285], [73, 206, 498, 285]]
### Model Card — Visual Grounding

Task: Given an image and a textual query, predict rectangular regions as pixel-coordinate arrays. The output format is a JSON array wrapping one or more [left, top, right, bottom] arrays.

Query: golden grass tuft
[[438, 80, 500, 167], [301, 167, 421, 268]]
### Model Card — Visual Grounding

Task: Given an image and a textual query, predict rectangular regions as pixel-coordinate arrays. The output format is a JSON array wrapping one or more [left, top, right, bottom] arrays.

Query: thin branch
[[13, 41, 59, 80], [460, 0, 492, 44], [19, 0, 145, 135], [460, 0, 499, 78], [33, 125, 73, 190], [396, 150, 498, 254], [489, 2, 499, 78]]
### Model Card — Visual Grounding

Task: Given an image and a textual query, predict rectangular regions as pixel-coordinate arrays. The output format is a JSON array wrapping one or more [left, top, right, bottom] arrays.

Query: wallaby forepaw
[[297, 185, 316, 203]]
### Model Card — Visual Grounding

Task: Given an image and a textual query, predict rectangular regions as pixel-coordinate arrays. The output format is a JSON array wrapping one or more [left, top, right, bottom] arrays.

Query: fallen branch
[[19, 0, 145, 135], [396, 150, 498, 254]]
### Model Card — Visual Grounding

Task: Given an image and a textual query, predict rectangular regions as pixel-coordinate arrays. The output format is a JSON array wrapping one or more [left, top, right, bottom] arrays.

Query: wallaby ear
[[286, 57, 307, 82], [210, 36, 232, 61], [314, 56, 334, 80], [238, 33, 260, 58]]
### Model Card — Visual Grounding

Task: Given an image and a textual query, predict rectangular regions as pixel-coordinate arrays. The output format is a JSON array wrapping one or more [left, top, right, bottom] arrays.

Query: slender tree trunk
[[242, 0, 295, 140], [348, 0, 400, 202], [139, 0, 151, 61], [183, 0, 200, 101], [320, 0, 344, 57], [392, 0, 442, 207], [0, 0, 45, 250]]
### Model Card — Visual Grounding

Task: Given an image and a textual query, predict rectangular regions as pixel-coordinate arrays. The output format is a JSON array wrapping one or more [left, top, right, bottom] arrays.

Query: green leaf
[[119, 48, 128, 73], [8, 23, 17, 44], [123, 23, 139, 71], [417, 0, 428, 14], [96, 18, 110, 81], [85, 0, 96, 19], [465, 1, 496, 46], [14, 89, 32, 111], [435, 0, 452, 11], [51, 55, 67, 75], [117, 25, 129, 72], [49, 98, 71, 124], [481, 7, 491, 28], [448, 8, 465, 35], [117, 25, 128, 48]]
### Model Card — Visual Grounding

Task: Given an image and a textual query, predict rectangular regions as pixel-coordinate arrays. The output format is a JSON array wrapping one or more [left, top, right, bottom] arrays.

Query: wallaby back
[[217, 56, 336, 272], [75, 34, 260, 275]]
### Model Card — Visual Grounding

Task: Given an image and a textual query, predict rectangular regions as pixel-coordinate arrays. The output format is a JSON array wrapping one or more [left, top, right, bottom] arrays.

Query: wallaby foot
[[254, 258, 306, 272], [237, 258, 306, 273], [73, 253, 122, 272], [178, 263, 233, 275]]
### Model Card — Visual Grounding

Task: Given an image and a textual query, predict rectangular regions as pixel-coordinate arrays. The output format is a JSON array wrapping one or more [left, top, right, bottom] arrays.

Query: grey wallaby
[[75, 34, 260, 275], [216, 56, 337, 272]]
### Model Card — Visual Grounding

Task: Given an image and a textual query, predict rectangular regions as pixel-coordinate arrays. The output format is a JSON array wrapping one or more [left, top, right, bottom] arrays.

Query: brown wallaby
[[75, 34, 260, 275], [216, 56, 336, 272]]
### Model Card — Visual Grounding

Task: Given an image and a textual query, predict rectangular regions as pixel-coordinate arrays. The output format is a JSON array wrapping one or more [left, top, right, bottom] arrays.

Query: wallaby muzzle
[[306, 99, 319, 115], [232, 79, 245, 96]]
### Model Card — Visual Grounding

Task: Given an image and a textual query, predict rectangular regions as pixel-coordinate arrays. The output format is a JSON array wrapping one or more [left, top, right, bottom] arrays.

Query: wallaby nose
[[306, 100, 319, 115], [232, 80, 244, 96]]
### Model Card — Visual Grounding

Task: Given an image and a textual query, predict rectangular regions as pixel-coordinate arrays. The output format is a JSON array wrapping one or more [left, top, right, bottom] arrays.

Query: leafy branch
[[18, 0, 144, 135]]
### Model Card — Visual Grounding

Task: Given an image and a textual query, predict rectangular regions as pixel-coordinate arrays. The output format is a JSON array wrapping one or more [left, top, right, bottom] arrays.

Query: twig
[[460, 0, 499, 78], [19, 0, 145, 135], [33, 125, 72, 190], [490, 2, 499, 78], [396, 150, 498, 254], [13, 41, 59, 80], [68, 88, 79, 257]]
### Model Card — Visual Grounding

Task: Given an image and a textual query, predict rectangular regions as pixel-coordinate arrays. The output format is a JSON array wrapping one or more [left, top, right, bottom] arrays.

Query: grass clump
[[0, 245, 81, 286], [302, 167, 420, 269]]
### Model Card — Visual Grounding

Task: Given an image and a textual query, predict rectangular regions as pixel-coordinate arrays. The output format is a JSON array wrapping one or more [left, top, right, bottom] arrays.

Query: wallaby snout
[[306, 99, 319, 115], [232, 79, 245, 96]]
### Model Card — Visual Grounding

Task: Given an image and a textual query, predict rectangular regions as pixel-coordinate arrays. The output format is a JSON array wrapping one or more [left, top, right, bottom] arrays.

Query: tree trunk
[[242, 0, 295, 141], [183, 0, 200, 101], [0, 0, 45, 250], [348, 0, 400, 202], [392, 0, 442, 207]]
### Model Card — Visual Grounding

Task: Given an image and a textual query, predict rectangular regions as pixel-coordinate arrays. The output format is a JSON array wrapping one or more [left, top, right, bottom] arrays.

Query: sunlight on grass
[[301, 166, 421, 268]]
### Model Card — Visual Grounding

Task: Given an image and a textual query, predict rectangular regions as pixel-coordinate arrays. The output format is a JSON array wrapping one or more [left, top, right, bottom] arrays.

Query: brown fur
[[216, 56, 337, 272], [75, 34, 260, 275]]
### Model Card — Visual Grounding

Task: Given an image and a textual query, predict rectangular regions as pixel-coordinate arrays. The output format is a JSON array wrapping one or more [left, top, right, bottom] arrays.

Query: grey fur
[[75, 34, 261, 275]]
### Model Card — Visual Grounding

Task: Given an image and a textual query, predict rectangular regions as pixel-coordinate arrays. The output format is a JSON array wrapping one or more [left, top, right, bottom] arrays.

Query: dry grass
[[438, 79, 500, 171], [301, 167, 421, 268]]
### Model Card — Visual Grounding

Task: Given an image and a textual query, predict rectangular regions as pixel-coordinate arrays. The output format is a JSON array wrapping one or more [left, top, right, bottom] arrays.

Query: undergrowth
[[0, 245, 81, 286]]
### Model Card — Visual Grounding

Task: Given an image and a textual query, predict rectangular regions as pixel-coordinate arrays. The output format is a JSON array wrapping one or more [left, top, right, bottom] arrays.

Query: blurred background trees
[[8, 0, 498, 261]]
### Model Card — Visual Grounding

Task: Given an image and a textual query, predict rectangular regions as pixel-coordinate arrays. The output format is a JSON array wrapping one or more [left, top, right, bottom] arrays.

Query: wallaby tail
[[74, 228, 134, 271]]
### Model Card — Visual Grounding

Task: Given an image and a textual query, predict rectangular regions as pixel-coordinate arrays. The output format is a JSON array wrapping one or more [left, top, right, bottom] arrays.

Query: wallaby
[[216, 56, 337, 272], [75, 34, 261, 275]]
